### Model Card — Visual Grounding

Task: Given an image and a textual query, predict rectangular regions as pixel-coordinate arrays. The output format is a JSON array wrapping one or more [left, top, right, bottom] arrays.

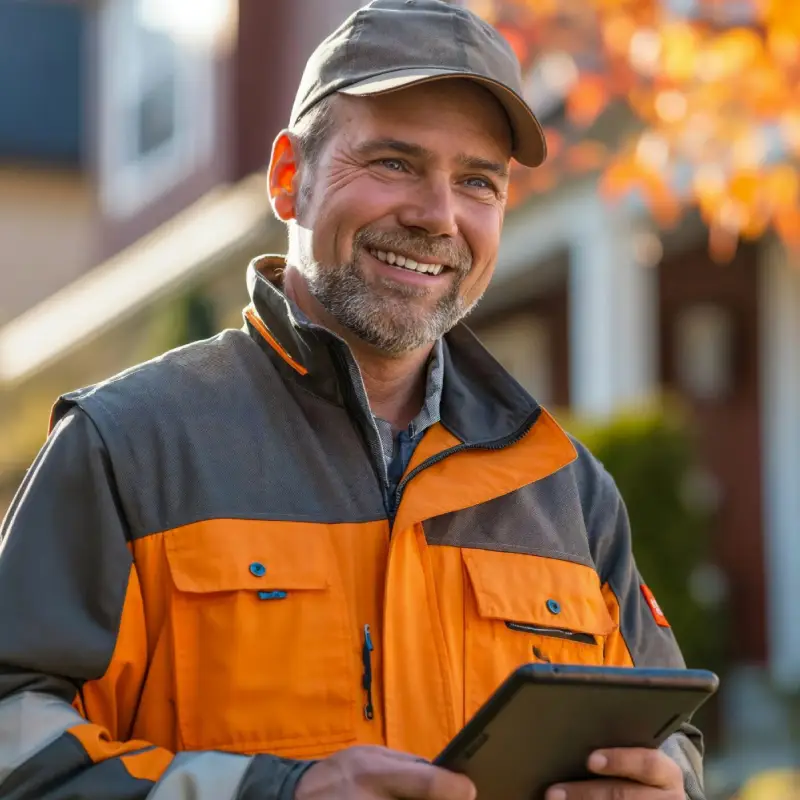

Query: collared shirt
[[373, 337, 444, 497]]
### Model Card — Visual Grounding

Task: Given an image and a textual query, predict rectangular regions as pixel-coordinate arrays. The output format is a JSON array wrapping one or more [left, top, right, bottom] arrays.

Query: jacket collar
[[244, 255, 540, 445]]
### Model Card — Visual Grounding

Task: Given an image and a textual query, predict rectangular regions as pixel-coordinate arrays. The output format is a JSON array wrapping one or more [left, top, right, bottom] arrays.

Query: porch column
[[760, 240, 800, 690], [569, 201, 657, 418]]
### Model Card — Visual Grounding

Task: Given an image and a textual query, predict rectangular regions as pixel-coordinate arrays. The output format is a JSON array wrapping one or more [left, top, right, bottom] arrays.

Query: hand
[[295, 745, 476, 799], [545, 748, 684, 800]]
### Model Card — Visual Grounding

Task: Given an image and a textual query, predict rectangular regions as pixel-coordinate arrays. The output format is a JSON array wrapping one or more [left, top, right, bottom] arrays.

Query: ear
[[268, 131, 300, 221]]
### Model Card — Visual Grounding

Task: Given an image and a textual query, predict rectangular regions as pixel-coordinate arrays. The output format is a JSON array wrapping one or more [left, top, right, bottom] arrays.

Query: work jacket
[[0, 256, 705, 799]]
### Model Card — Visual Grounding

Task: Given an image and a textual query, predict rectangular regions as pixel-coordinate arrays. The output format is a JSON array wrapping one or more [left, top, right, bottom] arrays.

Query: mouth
[[367, 248, 448, 276]]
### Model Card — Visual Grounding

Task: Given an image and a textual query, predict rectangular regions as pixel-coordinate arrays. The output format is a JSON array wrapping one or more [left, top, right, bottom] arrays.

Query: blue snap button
[[249, 562, 266, 577], [546, 599, 561, 615], [258, 590, 287, 601]]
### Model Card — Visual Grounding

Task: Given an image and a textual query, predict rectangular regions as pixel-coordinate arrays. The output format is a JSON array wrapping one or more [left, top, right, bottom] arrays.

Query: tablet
[[434, 663, 719, 800]]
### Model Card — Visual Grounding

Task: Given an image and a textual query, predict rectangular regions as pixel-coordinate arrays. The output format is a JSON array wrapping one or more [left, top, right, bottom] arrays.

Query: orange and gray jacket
[[0, 257, 705, 799]]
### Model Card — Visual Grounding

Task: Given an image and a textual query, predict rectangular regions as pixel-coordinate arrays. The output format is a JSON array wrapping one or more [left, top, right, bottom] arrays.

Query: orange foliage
[[565, 140, 609, 171], [566, 76, 609, 126], [775, 207, 800, 248], [479, 0, 800, 259]]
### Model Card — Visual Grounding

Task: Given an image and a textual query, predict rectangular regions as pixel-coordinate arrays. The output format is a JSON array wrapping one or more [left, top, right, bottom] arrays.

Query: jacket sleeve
[[583, 459, 707, 800], [0, 409, 314, 800]]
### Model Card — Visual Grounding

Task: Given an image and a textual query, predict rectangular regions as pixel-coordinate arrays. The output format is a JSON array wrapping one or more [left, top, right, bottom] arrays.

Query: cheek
[[313, 181, 402, 262], [460, 262, 495, 307], [306, 202, 356, 266], [459, 210, 503, 302]]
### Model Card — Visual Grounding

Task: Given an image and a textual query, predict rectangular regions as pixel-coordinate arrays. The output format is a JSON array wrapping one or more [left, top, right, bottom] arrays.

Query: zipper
[[391, 407, 543, 518], [333, 341, 542, 526], [505, 620, 597, 645], [361, 624, 375, 721]]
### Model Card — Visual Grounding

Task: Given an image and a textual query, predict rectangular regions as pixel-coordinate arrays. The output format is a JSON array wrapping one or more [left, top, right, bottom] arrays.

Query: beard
[[296, 226, 480, 357]]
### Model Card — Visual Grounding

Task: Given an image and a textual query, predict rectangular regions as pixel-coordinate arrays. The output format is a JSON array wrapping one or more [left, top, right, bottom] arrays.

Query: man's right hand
[[295, 745, 477, 799]]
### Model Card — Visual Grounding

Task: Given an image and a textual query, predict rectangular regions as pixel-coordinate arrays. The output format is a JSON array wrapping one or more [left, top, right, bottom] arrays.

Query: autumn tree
[[470, 0, 800, 260]]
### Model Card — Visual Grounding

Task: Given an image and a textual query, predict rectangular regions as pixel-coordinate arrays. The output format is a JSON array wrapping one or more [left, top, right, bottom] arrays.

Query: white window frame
[[97, 0, 216, 220], [760, 239, 800, 690]]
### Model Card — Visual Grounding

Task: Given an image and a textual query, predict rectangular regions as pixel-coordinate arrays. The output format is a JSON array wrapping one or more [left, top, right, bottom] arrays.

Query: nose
[[396, 174, 459, 238]]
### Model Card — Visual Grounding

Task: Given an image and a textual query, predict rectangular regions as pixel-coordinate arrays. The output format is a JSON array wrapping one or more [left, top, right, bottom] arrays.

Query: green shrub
[[564, 402, 729, 676]]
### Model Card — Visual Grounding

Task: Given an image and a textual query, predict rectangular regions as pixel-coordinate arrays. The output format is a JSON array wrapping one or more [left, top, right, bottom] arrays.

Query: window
[[674, 303, 736, 402], [0, 1, 84, 165], [97, 0, 218, 219], [134, 26, 179, 159], [475, 313, 553, 404]]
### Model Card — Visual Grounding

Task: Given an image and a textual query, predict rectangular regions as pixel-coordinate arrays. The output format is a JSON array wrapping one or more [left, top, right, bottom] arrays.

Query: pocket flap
[[462, 549, 616, 636], [164, 520, 331, 593]]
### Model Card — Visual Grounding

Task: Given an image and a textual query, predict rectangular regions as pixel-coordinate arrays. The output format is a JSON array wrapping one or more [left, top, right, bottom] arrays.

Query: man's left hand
[[545, 748, 684, 800]]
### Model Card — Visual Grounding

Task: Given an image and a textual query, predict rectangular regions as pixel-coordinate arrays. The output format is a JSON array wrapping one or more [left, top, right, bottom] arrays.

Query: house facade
[[0, 0, 364, 497], [467, 176, 800, 792]]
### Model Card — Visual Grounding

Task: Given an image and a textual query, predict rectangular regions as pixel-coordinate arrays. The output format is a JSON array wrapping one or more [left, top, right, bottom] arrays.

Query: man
[[0, 1, 706, 799]]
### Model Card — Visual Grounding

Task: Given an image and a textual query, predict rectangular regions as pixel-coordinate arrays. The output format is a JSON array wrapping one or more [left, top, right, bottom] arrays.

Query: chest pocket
[[462, 548, 616, 719], [164, 522, 358, 756]]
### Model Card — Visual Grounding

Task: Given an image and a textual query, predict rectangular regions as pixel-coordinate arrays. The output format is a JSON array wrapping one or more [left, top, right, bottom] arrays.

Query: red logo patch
[[641, 584, 670, 628]]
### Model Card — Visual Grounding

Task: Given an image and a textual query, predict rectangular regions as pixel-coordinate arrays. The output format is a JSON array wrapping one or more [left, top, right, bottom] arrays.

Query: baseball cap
[[290, 0, 547, 168]]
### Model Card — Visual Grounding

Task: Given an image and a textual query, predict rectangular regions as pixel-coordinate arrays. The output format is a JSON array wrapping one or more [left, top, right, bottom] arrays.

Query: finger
[[423, 766, 477, 800], [382, 748, 432, 763], [357, 745, 432, 766], [380, 760, 476, 800], [587, 747, 682, 789], [545, 778, 652, 800]]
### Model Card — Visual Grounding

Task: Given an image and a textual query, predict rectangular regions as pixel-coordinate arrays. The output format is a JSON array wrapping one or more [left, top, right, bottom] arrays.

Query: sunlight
[[137, 0, 237, 51]]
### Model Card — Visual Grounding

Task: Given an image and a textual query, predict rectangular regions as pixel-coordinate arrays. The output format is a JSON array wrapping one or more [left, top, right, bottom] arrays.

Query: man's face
[[289, 79, 513, 356]]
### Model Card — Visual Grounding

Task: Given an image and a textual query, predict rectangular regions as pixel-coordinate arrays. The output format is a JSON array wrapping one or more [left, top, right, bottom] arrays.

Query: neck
[[283, 267, 432, 430]]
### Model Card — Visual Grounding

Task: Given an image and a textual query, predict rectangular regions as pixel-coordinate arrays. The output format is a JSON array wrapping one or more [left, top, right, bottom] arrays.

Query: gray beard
[[298, 235, 479, 357]]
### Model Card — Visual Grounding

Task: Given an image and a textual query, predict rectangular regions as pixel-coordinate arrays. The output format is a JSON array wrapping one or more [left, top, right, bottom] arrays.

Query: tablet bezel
[[434, 664, 719, 780]]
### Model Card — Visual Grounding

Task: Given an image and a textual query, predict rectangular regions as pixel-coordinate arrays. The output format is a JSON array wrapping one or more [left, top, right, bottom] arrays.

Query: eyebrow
[[457, 153, 509, 179], [354, 138, 509, 179]]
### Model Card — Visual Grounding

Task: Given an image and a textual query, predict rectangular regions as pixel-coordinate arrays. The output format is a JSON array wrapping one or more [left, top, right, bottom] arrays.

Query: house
[[1, 0, 798, 794], [0, 0, 365, 502], [467, 176, 800, 792]]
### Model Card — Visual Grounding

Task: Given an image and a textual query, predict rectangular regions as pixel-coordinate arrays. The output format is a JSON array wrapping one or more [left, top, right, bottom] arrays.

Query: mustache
[[354, 228, 472, 273]]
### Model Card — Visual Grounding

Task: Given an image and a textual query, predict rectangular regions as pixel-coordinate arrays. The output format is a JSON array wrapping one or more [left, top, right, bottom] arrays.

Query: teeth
[[369, 249, 444, 276]]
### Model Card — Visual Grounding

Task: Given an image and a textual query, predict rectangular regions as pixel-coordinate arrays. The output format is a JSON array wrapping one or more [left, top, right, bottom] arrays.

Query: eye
[[464, 176, 496, 191], [376, 158, 408, 172]]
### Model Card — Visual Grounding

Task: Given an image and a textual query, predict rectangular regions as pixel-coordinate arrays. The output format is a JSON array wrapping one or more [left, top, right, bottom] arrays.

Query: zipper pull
[[361, 624, 375, 721], [364, 624, 374, 653]]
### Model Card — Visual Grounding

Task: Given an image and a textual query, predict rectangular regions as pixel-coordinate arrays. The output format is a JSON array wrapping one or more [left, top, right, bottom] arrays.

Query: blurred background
[[0, 0, 798, 796]]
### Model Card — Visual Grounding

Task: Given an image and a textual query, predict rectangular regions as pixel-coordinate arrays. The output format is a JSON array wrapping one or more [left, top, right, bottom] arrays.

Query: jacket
[[0, 255, 706, 799]]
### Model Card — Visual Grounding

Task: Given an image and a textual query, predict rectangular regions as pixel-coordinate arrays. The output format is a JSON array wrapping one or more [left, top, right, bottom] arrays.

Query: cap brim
[[339, 68, 546, 168]]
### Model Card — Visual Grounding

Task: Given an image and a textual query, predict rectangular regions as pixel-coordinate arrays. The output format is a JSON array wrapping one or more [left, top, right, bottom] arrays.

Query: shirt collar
[[245, 254, 541, 446], [408, 337, 443, 437]]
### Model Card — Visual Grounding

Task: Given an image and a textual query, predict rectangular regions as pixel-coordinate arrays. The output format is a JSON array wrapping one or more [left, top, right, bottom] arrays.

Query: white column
[[760, 240, 800, 690], [569, 200, 657, 418]]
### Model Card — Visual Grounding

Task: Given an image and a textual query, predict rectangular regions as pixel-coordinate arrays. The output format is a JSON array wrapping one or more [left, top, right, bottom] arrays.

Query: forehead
[[334, 80, 513, 163]]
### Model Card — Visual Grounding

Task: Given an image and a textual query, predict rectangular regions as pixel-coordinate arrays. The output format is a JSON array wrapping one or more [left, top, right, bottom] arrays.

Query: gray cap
[[290, 0, 547, 168]]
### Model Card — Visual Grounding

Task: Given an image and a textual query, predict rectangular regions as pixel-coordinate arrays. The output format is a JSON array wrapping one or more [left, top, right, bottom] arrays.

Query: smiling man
[[272, 76, 513, 469], [0, 2, 706, 800]]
